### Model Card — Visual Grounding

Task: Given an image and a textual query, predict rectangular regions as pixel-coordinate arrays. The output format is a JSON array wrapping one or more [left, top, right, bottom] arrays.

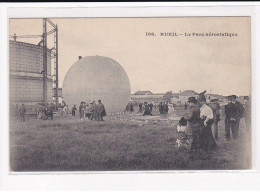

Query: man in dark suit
[[159, 102, 163, 114], [139, 102, 143, 113], [232, 95, 245, 132], [225, 95, 244, 140], [97, 100, 106, 121], [225, 96, 236, 140]]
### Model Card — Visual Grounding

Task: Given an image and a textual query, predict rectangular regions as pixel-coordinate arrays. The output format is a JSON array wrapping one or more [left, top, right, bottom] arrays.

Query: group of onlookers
[[176, 91, 251, 152], [37, 103, 56, 120], [158, 102, 169, 115], [12, 103, 56, 122], [77, 99, 106, 121], [12, 93, 251, 150], [125, 102, 134, 112], [13, 100, 107, 122], [136, 101, 171, 116]]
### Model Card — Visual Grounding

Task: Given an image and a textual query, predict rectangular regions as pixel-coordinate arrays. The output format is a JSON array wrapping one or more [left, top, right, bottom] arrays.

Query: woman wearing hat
[[198, 93, 217, 151], [143, 102, 152, 116], [183, 96, 201, 150]]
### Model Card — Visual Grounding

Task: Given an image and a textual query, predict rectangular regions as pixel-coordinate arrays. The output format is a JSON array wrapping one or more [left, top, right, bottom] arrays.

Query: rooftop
[[180, 90, 199, 96], [134, 91, 153, 95]]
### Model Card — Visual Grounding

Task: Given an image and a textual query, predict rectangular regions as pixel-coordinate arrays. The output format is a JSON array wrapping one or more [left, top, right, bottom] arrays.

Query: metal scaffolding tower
[[41, 18, 59, 108]]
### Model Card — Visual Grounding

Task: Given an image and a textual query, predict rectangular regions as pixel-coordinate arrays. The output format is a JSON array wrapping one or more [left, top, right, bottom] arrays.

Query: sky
[[9, 17, 251, 96]]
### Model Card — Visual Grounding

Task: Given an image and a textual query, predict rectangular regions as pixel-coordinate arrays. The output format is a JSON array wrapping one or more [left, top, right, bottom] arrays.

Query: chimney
[[78, 56, 82, 60]]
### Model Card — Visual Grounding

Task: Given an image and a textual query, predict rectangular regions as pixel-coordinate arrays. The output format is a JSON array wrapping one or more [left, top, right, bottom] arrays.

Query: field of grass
[[10, 108, 251, 171]]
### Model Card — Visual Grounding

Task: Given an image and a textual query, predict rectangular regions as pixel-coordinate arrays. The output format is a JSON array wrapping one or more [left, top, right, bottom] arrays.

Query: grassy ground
[[10, 107, 251, 171]]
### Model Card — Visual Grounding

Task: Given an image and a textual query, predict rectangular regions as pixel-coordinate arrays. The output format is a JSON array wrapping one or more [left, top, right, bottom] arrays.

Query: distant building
[[134, 91, 153, 95], [131, 89, 226, 105], [206, 93, 224, 101], [130, 91, 164, 103], [177, 90, 199, 104]]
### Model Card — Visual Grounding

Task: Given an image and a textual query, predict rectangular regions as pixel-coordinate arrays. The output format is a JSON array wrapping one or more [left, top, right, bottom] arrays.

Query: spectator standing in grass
[[163, 102, 169, 115], [225, 95, 244, 140], [43, 104, 48, 120], [84, 102, 92, 119], [208, 98, 221, 141], [232, 95, 245, 138], [244, 96, 251, 133], [125, 103, 130, 112], [79, 102, 85, 121], [72, 105, 77, 116], [37, 104, 44, 120], [49, 103, 55, 120], [143, 102, 152, 116], [149, 102, 153, 112], [139, 102, 143, 113], [18, 103, 26, 122], [198, 93, 216, 151], [129, 102, 134, 112], [96, 100, 106, 121], [90, 101, 98, 120], [184, 97, 201, 150], [43, 103, 51, 120], [225, 95, 237, 141], [159, 102, 163, 114], [63, 105, 68, 116]]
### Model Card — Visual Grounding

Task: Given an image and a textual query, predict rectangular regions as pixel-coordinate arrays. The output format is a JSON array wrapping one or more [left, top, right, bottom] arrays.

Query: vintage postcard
[[9, 16, 251, 172]]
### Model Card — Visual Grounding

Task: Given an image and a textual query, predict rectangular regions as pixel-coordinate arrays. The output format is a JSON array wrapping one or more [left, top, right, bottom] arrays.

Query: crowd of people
[[12, 102, 56, 122], [12, 100, 107, 122], [126, 101, 170, 116], [37, 103, 56, 120], [12, 91, 251, 154], [77, 100, 106, 121], [158, 102, 169, 115], [176, 91, 251, 152]]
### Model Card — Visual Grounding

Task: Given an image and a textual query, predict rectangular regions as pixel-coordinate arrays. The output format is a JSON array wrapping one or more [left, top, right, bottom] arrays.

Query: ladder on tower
[[52, 27, 59, 109]]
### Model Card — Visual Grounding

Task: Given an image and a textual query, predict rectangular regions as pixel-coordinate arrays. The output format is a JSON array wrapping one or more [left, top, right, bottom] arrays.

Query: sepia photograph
[[8, 16, 251, 172]]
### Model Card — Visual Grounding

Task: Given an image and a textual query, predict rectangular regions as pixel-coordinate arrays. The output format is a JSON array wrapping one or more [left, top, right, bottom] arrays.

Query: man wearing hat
[[225, 95, 243, 140], [184, 96, 201, 150], [96, 100, 106, 121], [198, 92, 216, 151], [208, 98, 221, 141], [244, 96, 251, 133], [232, 95, 245, 138]]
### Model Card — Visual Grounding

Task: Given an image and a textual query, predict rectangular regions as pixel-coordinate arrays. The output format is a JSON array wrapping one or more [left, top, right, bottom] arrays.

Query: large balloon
[[62, 56, 131, 113]]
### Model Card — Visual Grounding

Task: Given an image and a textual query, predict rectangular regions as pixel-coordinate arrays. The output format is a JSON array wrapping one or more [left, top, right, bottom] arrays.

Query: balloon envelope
[[62, 56, 131, 113]]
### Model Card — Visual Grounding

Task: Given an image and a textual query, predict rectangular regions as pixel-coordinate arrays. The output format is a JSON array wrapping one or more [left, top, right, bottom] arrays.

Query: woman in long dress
[[197, 93, 217, 151]]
